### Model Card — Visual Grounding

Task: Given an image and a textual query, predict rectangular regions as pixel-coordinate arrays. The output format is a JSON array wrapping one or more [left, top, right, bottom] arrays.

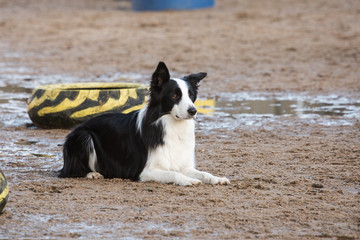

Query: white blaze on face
[[171, 78, 196, 120]]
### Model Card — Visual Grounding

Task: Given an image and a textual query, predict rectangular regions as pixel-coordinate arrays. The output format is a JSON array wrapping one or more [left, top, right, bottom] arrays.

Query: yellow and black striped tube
[[27, 83, 149, 129], [0, 169, 8, 214]]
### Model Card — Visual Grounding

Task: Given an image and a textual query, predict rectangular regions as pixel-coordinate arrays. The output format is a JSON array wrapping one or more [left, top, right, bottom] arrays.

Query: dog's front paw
[[177, 177, 202, 186], [86, 172, 104, 179], [209, 176, 230, 185], [189, 178, 202, 186]]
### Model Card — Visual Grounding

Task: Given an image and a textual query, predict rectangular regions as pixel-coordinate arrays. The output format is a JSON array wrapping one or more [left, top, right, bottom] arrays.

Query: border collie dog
[[59, 62, 230, 186]]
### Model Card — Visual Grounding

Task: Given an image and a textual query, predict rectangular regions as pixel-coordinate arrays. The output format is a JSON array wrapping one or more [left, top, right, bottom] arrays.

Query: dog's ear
[[151, 62, 170, 90], [183, 72, 207, 90]]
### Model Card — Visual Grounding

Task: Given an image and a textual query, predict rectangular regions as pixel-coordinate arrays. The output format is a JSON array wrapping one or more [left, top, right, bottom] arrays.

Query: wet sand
[[0, 0, 359, 239]]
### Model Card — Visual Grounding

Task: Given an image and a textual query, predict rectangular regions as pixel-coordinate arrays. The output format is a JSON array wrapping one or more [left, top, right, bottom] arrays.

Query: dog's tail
[[58, 127, 95, 178]]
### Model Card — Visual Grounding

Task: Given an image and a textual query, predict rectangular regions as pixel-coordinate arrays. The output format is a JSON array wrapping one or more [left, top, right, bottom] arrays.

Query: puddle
[[214, 95, 360, 118], [0, 86, 32, 127], [198, 92, 360, 130]]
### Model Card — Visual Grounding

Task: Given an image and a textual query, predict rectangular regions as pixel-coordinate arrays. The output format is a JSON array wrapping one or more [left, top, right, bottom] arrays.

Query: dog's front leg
[[182, 168, 230, 185], [140, 168, 202, 186]]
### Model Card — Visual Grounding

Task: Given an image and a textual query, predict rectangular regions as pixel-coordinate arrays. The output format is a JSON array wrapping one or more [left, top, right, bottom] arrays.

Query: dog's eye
[[188, 90, 193, 98], [172, 93, 179, 100]]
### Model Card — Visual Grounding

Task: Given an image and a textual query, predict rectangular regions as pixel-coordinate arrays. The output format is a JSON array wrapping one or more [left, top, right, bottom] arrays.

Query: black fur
[[183, 72, 207, 102], [59, 112, 148, 180]]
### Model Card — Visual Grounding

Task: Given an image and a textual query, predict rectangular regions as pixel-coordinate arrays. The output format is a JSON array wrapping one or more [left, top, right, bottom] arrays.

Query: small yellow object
[[195, 99, 215, 114]]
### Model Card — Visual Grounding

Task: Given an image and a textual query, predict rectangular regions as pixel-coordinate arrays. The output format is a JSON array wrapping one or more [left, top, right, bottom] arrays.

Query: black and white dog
[[59, 62, 230, 186]]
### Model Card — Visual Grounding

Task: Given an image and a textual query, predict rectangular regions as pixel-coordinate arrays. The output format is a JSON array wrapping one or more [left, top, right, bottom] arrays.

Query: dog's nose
[[187, 107, 197, 116]]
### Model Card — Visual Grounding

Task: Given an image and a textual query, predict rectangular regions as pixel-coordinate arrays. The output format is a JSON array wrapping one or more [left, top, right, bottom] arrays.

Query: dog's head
[[150, 62, 207, 120]]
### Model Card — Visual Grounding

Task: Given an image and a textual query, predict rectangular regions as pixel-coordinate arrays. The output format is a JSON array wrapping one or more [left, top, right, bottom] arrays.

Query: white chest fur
[[146, 115, 196, 171]]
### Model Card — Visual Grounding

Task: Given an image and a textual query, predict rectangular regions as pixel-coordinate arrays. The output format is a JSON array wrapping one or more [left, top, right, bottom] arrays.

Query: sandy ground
[[0, 0, 359, 239]]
